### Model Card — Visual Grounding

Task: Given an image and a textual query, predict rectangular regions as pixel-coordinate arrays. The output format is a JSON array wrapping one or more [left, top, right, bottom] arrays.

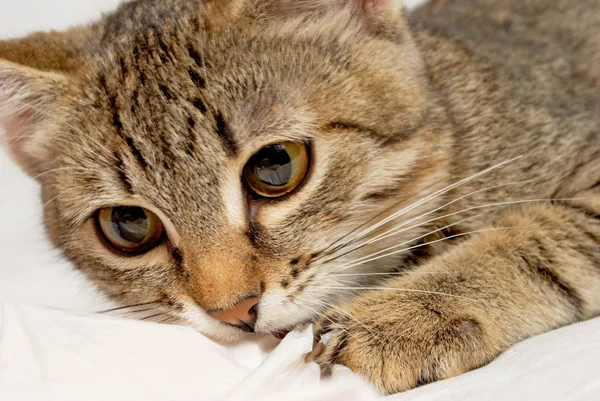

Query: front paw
[[307, 291, 498, 394]]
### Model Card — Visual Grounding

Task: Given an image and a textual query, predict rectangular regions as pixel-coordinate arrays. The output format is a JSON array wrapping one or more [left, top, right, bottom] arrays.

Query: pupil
[[111, 206, 149, 244], [254, 145, 292, 187]]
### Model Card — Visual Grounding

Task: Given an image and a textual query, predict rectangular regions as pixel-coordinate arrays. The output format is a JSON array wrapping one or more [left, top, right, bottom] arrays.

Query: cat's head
[[0, 0, 449, 341]]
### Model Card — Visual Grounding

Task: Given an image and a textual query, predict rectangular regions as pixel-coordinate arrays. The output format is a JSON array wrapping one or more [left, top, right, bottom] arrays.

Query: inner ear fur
[[0, 24, 86, 177], [0, 60, 70, 177], [211, 0, 407, 40]]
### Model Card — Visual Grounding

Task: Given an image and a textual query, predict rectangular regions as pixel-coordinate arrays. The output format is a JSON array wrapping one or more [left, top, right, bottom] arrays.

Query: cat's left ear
[[257, 0, 406, 39], [346, 0, 405, 31], [0, 61, 68, 177], [351, 0, 405, 38]]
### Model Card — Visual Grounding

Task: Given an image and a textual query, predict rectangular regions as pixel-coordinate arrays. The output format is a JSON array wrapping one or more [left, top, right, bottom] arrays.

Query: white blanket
[[1, 301, 599, 401], [1, 1, 599, 400]]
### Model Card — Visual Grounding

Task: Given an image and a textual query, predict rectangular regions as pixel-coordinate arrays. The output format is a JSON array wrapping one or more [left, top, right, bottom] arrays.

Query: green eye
[[243, 141, 310, 198], [97, 206, 164, 254]]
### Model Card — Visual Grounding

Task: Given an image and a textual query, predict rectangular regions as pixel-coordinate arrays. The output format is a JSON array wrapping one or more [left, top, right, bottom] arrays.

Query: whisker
[[359, 179, 537, 247], [325, 272, 442, 278], [43, 193, 63, 208], [312, 176, 450, 260], [121, 307, 160, 317], [324, 196, 585, 267], [323, 211, 485, 266], [340, 224, 535, 270], [97, 301, 162, 314], [320, 286, 477, 302], [313, 156, 523, 262], [351, 196, 588, 262], [141, 312, 168, 321], [338, 157, 523, 246]]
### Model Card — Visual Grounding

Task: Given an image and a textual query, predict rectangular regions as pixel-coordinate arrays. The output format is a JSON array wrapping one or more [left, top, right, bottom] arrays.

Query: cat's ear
[[253, 0, 406, 39], [0, 28, 87, 73], [275, 0, 404, 20], [0, 60, 68, 177]]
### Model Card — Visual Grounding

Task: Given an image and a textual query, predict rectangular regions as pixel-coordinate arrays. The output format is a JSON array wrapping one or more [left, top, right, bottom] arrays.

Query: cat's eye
[[96, 206, 164, 254], [243, 141, 310, 198]]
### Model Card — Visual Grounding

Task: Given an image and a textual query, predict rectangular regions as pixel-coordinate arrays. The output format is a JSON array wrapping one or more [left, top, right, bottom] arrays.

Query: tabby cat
[[1, 0, 599, 394]]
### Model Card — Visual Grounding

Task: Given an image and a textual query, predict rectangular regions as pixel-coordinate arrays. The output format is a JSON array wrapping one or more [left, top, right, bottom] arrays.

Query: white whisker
[[326, 196, 586, 266], [325, 272, 442, 278], [43, 193, 62, 208], [329, 211, 485, 266], [315, 156, 524, 262], [360, 179, 537, 246], [340, 224, 534, 270], [321, 286, 477, 302], [346, 156, 523, 245]]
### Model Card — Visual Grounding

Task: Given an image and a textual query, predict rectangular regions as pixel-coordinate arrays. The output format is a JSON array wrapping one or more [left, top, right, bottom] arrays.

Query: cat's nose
[[209, 296, 259, 330]]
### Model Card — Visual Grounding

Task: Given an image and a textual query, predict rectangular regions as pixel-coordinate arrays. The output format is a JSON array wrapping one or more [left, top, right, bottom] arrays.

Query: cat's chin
[[204, 323, 296, 344], [205, 325, 290, 344], [256, 319, 315, 341], [178, 303, 309, 344]]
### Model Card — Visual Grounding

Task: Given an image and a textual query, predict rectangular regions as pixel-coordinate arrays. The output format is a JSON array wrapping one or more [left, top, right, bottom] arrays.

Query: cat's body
[[1, 0, 599, 394], [417, 0, 600, 204]]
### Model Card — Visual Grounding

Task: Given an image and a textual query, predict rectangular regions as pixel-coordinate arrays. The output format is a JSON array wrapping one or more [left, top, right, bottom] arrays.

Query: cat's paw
[[306, 290, 497, 394]]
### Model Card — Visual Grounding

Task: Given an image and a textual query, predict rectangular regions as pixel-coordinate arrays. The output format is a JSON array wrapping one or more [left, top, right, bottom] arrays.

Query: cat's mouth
[[274, 330, 291, 340], [265, 317, 316, 340], [218, 305, 317, 341], [224, 320, 292, 340]]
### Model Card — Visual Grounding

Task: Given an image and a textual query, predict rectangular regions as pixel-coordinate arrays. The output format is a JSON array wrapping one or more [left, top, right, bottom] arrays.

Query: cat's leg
[[310, 201, 600, 395]]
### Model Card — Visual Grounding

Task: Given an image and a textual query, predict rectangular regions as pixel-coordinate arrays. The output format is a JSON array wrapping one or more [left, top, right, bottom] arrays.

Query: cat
[[1, 0, 599, 394]]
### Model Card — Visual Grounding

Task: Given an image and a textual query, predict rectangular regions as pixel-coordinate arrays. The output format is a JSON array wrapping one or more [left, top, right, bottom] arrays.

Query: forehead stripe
[[215, 112, 239, 157], [100, 73, 150, 171], [114, 151, 134, 194]]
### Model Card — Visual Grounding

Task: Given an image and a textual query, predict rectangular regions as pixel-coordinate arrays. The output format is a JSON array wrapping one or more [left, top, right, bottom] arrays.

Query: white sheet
[[1, 300, 599, 401], [1, 1, 599, 401]]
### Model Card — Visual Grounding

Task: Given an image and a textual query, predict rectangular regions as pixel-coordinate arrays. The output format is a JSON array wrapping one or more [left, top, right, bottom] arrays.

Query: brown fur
[[1, 0, 599, 394]]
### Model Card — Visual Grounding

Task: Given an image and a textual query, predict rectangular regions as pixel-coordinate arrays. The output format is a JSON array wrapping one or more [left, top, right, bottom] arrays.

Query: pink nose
[[209, 297, 259, 326]]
